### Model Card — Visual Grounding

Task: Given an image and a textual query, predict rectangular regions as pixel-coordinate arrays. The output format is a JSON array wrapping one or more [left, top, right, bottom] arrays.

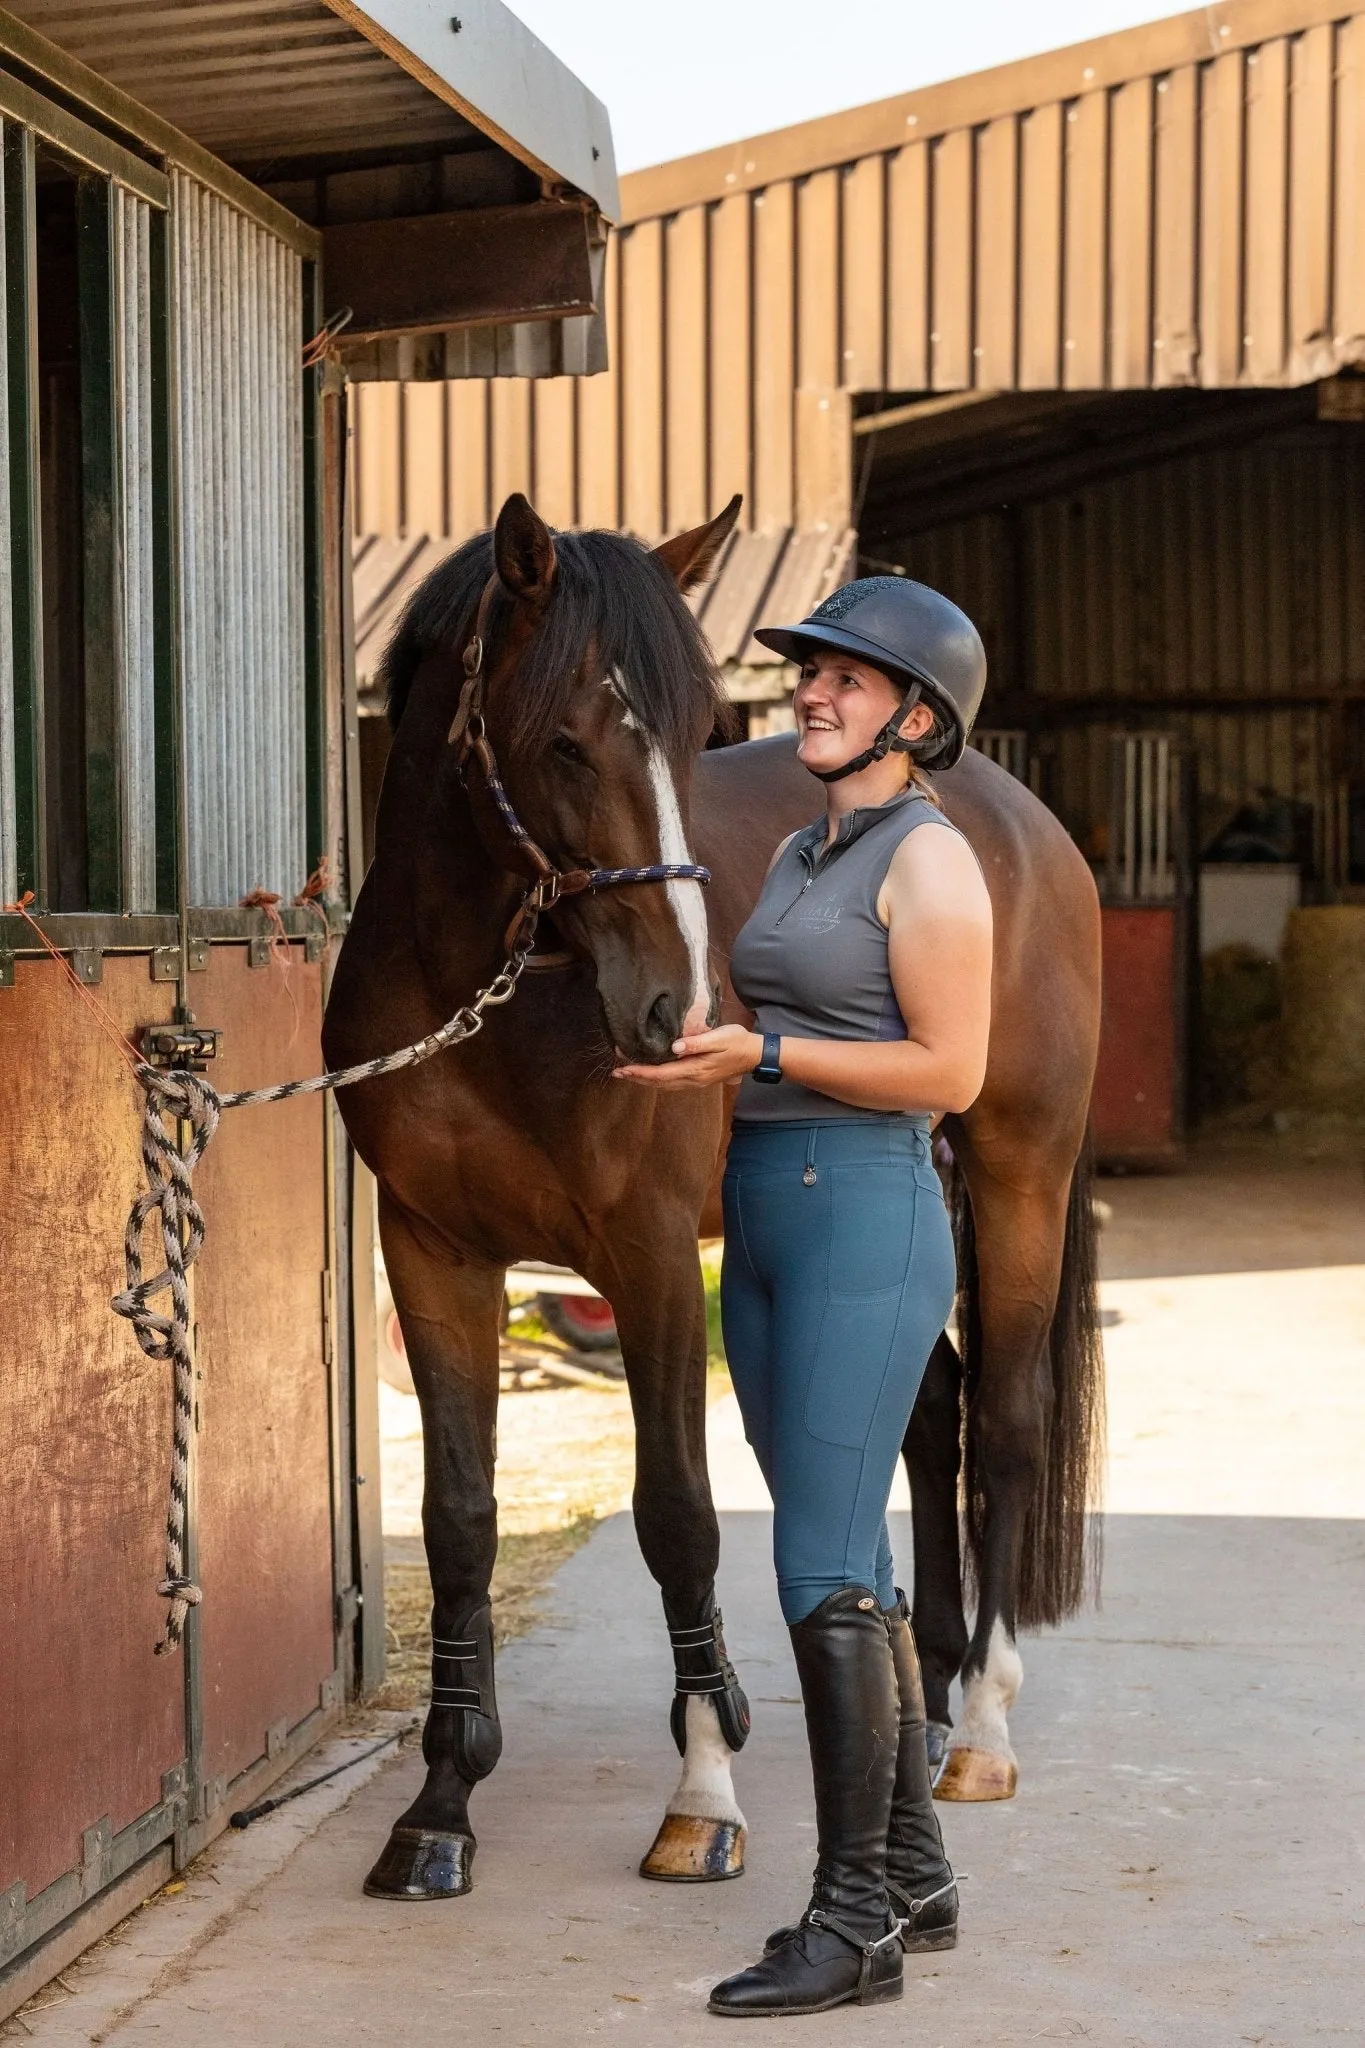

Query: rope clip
[[142, 1024, 221, 1072]]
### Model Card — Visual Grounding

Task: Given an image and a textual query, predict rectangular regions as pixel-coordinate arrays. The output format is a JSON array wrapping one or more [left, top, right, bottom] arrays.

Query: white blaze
[[609, 670, 711, 1031]]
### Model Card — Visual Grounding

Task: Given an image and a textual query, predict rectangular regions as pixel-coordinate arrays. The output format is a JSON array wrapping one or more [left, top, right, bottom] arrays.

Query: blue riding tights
[[720, 1118, 957, 1625]]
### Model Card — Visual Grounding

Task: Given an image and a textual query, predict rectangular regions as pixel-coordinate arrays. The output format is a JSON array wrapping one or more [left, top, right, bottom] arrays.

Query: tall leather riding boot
[[883, 1589, 958, 1950], [707, 1587, 903, 2018]]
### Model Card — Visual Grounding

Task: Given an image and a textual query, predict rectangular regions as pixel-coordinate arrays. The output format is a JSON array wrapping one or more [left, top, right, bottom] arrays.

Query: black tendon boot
[[883, 1589, 958, 1950], [708, 1588, 903, 2018], [363, 1599, 501, 1899]]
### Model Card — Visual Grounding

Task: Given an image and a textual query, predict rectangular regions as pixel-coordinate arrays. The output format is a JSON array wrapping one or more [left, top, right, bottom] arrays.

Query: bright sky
[[510, 1, 1183, 175]]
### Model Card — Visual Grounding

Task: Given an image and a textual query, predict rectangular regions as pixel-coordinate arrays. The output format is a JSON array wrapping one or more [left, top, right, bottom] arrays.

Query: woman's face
[[792, 648, 934, 777]]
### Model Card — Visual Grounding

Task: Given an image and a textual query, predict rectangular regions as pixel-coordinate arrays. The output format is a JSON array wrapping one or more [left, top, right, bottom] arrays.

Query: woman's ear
[[899, 701, 936, 744], [494, 492, 557, 605], [652, 494, 742, 593]]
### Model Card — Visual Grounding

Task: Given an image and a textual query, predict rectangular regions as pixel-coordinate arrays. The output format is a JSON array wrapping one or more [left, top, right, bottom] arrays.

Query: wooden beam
[[322, 203, 596, 342]]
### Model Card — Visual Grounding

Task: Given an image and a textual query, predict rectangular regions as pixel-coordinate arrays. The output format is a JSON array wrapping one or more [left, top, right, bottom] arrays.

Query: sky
[[510, 1, 1184, 175]]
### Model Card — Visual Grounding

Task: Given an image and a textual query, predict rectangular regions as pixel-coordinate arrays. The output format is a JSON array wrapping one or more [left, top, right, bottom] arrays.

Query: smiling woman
[[620, 574, 992, 2018]]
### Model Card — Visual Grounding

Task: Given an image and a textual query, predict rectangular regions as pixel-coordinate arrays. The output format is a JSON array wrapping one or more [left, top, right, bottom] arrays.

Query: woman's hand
[[614, 1024, 761, 1089]]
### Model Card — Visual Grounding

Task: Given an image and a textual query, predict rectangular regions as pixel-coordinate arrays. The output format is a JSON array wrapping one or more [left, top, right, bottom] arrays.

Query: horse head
[[457, 491, 740, 1064]]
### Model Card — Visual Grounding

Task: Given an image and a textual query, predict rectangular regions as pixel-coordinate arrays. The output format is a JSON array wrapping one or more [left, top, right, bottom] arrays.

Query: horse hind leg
[[363, 1199, 506, 1899], [935, 1166, 1071, 1806], [903, 1330, 970, 1776], [606, 1246, 749, 1883]]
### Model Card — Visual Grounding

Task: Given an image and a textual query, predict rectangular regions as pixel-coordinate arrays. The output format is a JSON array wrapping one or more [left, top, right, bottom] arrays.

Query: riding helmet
[[753, 575, 987, 771]]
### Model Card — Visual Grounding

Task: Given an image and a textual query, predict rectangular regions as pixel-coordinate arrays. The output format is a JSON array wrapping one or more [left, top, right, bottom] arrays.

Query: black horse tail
[[951, 1140, 1106, 1628]]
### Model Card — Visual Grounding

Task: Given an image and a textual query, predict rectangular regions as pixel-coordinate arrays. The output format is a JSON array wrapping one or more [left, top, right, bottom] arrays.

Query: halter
[[447, 576, 711, 948]]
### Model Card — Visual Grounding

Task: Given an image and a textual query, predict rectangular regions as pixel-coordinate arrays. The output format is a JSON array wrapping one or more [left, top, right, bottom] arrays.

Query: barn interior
[[845, 377, 1365, 1156]]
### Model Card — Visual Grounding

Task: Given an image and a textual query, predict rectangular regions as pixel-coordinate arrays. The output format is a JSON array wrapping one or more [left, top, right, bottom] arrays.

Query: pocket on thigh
[[803, 1291, 907, 1450], [826, 1163, 918, 1299]]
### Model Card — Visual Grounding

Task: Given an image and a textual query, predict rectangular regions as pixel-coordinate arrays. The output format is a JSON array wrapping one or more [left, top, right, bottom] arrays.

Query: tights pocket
[[803, 1292, 908, 1449]]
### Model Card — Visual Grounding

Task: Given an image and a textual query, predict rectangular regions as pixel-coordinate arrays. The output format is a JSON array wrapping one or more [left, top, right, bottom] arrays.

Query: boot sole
[[708, 1979, 903, 2017]]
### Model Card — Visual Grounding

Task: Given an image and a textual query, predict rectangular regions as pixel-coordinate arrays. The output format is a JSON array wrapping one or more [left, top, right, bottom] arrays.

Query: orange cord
[[1, 893, 144, 1074]]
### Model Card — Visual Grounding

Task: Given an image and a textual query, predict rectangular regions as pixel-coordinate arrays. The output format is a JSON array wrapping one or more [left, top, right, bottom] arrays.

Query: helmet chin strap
[[808, 681, 924, 785]]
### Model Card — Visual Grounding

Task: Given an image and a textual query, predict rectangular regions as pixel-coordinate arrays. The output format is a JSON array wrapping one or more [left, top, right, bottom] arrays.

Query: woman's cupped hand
[[614, 1024, 761, 1089]]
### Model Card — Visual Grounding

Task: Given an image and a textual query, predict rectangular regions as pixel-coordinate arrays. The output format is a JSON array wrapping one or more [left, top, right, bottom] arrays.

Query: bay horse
[[323, 492, 1103, 1901]]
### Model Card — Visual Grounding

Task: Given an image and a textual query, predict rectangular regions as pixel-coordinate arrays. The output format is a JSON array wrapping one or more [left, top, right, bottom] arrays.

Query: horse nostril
[[646, 991, 680, 1052]]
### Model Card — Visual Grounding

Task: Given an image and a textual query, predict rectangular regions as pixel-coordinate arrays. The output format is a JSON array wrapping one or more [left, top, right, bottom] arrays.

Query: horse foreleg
[[903, 1331, 969, 1777], [935, 1170, 1067, 1805], [606, 1237, 749, 1884], [363, 1195, 505, 1899]]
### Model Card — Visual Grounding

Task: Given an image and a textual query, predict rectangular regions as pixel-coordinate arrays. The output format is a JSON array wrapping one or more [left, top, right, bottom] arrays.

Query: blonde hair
[[905, 758, 944, 809]]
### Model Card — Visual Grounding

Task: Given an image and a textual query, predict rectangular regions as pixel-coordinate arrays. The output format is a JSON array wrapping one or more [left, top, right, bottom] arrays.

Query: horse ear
[[652, 494, 742, 594], [494, 492, 557, 604]]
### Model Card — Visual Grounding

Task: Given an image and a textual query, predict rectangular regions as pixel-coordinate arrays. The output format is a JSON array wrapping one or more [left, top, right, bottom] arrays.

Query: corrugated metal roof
[[4, 0, 617, 214]]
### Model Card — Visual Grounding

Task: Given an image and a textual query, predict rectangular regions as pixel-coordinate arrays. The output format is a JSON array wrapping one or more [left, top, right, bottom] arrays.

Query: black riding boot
[[707, 1587, 903, 2018], [883, 1589, 958, 1950], [760, 1589, 959, 1960]]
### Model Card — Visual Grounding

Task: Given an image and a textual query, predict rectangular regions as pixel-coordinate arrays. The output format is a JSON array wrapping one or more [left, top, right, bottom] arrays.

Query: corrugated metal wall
[[0, 126, 14, 907], [891, 424, 1364, 869], [350, 3, 1365, 552], [173, 170, 306, 907], [113, 187, 157, 912]]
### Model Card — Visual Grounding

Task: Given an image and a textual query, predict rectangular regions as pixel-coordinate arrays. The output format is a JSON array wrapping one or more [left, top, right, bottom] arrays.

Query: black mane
[[381, 527, 731, 756]]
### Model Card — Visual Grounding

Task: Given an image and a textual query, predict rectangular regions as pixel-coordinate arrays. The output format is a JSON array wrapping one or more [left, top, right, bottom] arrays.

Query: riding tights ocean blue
[[720, 1118, 957, 1625]]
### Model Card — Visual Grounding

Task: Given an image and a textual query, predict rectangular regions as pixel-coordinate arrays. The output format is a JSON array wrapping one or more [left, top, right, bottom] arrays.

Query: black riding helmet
[[754, 575, 987, 775]]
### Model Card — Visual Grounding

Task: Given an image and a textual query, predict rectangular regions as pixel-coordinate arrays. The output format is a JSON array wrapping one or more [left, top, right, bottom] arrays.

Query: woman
[[616, 576, 993, 2019]]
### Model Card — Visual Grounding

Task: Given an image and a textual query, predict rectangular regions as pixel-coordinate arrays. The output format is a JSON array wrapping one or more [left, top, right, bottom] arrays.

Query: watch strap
[[753, 1031, 783, 1085]]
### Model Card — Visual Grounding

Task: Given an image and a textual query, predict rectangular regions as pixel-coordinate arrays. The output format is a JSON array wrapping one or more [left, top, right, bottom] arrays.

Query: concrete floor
[[13, 1144, 1365, 2046]]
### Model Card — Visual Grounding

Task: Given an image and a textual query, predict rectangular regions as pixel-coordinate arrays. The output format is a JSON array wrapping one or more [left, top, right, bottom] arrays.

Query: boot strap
[[804, 1907, 901, 1996]]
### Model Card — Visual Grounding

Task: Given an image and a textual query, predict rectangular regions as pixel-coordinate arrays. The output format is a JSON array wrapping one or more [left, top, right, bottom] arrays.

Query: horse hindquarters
[[933, 1145, 1103, 1803], [363, 1196, 507, 1899]]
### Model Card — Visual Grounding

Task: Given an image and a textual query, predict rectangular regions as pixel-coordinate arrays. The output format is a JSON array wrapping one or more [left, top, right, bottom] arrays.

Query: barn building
[[352, 0, 1365, 1161], [0, 0, 614, 2015]]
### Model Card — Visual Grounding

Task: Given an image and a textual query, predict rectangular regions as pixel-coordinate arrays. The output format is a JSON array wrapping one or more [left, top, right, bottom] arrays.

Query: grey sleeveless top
[[730, 788, 959, 1124]]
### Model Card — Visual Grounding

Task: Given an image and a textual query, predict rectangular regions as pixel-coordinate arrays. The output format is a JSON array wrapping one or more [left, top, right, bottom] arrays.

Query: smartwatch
[[752, 1031, 783, 1085]]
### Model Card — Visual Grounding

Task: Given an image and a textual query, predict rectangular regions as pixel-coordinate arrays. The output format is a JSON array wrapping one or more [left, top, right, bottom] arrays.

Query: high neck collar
[[795, 785, 929, 865]]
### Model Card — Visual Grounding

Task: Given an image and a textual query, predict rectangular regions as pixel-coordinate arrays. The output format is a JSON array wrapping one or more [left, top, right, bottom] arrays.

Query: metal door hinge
[[152, 941, 209, 980], [0, 952, 13, 989], [304, 928, 327, 964], [247, 935, 272, 967], [71, 947, 102, 984], [335, 1584, 362, 1630]]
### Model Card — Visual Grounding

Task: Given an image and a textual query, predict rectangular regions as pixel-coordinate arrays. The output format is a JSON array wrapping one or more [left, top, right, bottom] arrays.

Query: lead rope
[[111, 893, 543, 1654]]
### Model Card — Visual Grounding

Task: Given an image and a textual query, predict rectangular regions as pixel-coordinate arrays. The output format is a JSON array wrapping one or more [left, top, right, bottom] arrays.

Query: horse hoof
[[639, 1814, 746, 1882], [363, 1826, 475, 1898], [925, 1721, 953, 1782], [933, 1747, 1018, 1803]]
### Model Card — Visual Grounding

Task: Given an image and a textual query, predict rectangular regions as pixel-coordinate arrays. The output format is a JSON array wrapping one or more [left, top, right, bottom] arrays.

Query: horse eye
[[552, 732, 588, 766]]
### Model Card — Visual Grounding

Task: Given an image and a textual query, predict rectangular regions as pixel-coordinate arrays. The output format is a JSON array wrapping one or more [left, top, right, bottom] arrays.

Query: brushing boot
[[707, 1587, 902, 2018]]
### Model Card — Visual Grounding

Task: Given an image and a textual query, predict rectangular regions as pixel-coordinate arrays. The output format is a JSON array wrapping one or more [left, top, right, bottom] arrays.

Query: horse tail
[[952, 1139, 1105, 1629]]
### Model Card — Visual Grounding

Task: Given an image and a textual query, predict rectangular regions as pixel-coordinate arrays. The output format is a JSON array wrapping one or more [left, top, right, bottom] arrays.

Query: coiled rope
[[100, 895, 542, 1654]]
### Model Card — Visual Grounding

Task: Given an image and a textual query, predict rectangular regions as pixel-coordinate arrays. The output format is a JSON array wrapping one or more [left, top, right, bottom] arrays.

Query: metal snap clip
[[802, 1165, 818, 1186]]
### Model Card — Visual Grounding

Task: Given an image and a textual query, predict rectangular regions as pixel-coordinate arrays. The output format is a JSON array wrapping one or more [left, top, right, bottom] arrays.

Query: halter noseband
[[446, 576, 711, 943]]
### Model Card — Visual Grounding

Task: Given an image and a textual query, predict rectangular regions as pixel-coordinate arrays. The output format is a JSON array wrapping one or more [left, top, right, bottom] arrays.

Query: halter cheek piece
[[809, 679, 924, 784], [447, 574, 711, 946]]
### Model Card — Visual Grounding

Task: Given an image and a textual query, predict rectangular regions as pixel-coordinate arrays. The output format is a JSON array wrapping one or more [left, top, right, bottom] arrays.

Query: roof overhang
[[0, 0, 616, 378]]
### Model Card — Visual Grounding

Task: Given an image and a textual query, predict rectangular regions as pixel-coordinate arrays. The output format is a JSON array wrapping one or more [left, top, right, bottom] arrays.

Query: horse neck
[[371, 680, 519, 989]]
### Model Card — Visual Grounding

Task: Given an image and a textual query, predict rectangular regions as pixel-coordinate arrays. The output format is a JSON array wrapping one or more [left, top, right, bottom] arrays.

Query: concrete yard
[[11, 1141, 1365, 2047]]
